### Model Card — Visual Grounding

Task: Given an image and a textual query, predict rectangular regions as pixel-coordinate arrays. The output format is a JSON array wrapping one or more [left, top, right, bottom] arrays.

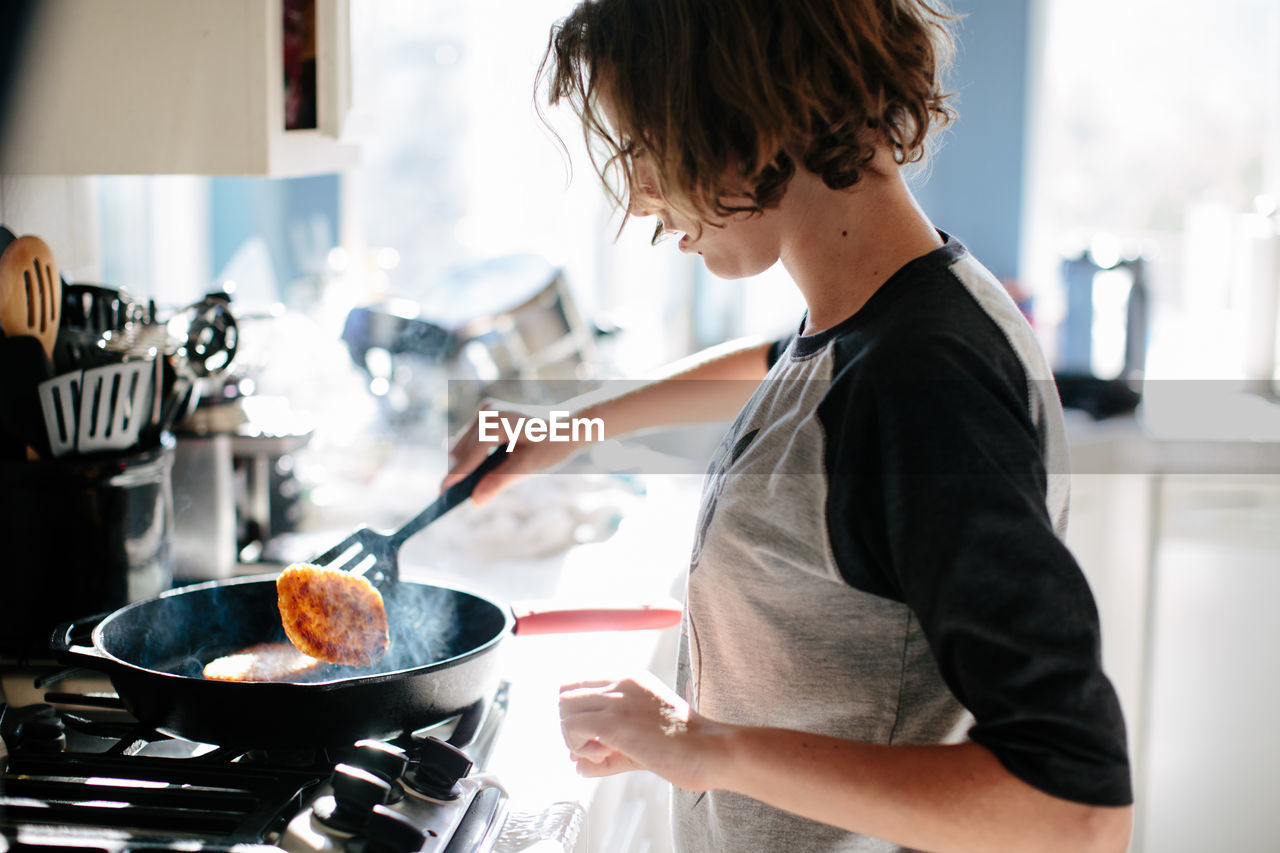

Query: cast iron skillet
[[53, 576, 513, 747], [53, 574, 680, 747], [52, 440, 680, 747]]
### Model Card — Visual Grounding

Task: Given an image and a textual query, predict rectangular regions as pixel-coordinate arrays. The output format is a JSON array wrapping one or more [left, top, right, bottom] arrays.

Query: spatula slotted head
[[276, 562, 390, 667], [309, 527, 394, 580], [0, 235, 61, 359]]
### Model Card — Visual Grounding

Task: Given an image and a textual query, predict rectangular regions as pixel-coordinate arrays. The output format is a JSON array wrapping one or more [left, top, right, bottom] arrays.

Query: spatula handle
[[389, 445, 508, 548]]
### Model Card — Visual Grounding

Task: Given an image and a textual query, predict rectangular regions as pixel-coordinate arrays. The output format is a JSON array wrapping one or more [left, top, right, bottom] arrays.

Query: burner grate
[[3, 749, 327, 842], [2, 669, 512, 851], [2, 696, 331, 847]]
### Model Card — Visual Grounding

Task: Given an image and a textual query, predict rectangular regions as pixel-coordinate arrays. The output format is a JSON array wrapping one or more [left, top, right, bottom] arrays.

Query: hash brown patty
[[277, 562, 390, 666], [203, 642, 325, 682]]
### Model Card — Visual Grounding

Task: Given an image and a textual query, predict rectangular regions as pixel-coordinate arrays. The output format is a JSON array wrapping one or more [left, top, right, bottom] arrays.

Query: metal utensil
[[168, 293, 238, 378], [77, 361, 154, 453], [38, 360, 154, 456], [0, 234, 61, 361], [36, 371, 80, 456], [309, 446, 508, 586]]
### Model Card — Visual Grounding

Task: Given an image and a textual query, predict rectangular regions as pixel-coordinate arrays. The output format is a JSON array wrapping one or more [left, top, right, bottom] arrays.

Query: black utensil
[[60, 282, 138, 334], [308, 445, 508, 586], [0, 334, 55, 460]]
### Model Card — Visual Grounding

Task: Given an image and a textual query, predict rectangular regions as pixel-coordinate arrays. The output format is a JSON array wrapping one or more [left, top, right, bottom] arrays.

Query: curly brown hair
[[537, 0, 957, 236]]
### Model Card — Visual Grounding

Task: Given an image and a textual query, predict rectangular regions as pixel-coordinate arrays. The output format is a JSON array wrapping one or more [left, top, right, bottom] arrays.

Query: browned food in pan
[[203, 641, 325, 682], [276, 562, 390, 666]]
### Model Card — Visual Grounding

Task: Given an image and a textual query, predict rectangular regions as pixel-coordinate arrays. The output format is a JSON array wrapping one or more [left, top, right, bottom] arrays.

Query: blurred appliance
[[172, 395, 314, 579], [171, 430, 237, 580], [168, 302, 313, 578], [1055, 242, 1149, 418], [342, 254, 602, 431], [1236, 209, 1280, 396], [1059, 245, 1149, 381]]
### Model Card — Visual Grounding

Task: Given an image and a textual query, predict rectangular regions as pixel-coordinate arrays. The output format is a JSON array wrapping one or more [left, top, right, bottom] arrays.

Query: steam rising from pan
[[382, 582, 462, 672]]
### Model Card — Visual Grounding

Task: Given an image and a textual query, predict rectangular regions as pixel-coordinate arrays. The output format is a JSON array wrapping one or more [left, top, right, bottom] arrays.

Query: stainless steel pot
[[342, 254, 600, 430]]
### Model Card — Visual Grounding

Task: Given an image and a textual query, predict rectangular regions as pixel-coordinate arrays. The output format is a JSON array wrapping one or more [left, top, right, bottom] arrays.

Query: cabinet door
[[1, 0, 357, 176], [1141, 475, 1280, 852]]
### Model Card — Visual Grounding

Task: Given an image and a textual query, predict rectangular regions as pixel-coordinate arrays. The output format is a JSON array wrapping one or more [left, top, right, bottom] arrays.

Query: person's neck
[[778, 153, 942, 336]]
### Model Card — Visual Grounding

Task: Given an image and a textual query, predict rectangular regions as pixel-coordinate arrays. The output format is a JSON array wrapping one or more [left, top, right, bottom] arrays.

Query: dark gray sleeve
[[819, 336, 1132, 807]]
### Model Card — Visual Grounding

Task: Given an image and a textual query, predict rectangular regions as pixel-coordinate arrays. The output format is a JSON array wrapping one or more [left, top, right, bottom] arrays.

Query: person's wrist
[[691, 717, 741, 792], [573, 401, 615, 441]]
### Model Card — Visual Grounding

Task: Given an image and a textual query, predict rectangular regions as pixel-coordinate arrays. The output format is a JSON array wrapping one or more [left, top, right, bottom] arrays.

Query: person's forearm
[[572, 337, 773, 436], [709, 727, 1131, 853]]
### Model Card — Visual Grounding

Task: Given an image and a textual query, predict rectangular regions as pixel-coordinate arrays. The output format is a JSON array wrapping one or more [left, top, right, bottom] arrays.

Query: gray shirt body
[[672, 239, 1128, 852]]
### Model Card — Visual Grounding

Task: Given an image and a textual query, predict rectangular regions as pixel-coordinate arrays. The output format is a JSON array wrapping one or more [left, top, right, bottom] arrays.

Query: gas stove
[[0, 666, 510, 852]]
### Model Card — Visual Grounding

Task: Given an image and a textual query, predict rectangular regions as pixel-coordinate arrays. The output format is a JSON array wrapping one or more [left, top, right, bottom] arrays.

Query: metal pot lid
[[417, 254, 561, 332]]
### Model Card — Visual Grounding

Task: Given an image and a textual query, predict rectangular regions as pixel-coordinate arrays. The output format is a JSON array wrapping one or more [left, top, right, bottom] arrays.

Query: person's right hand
[[441, 399, 590, 505]]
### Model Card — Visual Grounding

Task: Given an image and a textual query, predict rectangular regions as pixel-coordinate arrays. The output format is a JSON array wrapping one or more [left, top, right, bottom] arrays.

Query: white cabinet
[[1066, 466, 1280, 853], [1140, 475, 1280, 853], [1, 0, 357, 176]]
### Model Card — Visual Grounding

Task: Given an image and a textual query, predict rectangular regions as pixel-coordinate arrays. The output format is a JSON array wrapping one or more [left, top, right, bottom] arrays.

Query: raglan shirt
[[672, 238, 1131, 853]]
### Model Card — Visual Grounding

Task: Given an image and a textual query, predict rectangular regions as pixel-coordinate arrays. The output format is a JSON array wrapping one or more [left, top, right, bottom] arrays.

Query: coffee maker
[[1054, 240, 1149, 419]]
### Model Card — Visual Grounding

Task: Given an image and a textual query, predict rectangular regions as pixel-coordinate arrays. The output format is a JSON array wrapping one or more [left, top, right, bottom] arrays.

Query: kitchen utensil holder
[[0, 438, 174, 657]]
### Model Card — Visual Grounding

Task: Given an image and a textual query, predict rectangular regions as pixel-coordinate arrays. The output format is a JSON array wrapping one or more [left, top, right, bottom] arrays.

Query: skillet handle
[[511, 600, 683, 635], [50, 613, 112, 662]]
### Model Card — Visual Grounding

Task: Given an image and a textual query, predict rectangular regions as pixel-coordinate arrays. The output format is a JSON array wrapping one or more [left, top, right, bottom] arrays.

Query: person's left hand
[[558, 671, 731, 792]]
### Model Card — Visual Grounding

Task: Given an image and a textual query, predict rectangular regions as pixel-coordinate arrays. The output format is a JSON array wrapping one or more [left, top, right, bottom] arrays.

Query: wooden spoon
[[0, 235, 61, 361]]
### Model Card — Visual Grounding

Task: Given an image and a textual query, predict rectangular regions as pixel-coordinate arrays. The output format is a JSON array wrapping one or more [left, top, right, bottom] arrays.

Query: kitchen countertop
[[1063, 386, 1280, 474]]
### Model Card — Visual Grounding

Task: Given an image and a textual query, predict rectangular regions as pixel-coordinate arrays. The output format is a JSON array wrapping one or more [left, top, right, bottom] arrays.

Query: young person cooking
[[444, 1, 1133, 849]]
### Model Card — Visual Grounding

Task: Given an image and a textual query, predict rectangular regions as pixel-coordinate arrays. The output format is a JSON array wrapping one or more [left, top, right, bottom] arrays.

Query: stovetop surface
[[0, 665, 509, 852]]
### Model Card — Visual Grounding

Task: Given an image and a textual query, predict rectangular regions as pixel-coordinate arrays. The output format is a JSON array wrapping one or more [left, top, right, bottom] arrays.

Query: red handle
[[511, 601, 683, 635]]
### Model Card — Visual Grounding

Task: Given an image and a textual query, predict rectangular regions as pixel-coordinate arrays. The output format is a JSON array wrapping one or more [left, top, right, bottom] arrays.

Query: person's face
[[596, 85, 783, 280]]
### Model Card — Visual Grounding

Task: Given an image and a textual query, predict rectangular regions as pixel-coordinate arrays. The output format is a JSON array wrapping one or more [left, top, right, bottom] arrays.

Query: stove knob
[[361, 804, 427, 853], [406, 736, 472, 800], [351, 739, 409, 782], [0, 704, 67, 753], [315, 763, 391, 832]]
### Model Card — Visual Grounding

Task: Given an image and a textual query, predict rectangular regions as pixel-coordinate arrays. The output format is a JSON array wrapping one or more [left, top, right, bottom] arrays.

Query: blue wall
[[911, 0, 1033, 283], [209, 174, 340, 298]]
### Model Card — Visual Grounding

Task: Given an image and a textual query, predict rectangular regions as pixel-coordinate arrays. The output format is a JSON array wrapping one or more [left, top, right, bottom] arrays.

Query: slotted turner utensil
[[76, 360, 154, 452], [37, 360, 155, 456], [309, 445, 509, 586]]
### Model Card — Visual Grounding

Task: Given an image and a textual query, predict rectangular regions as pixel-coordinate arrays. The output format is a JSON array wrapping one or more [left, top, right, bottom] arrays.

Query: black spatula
[[307, 444, 509, 586]]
